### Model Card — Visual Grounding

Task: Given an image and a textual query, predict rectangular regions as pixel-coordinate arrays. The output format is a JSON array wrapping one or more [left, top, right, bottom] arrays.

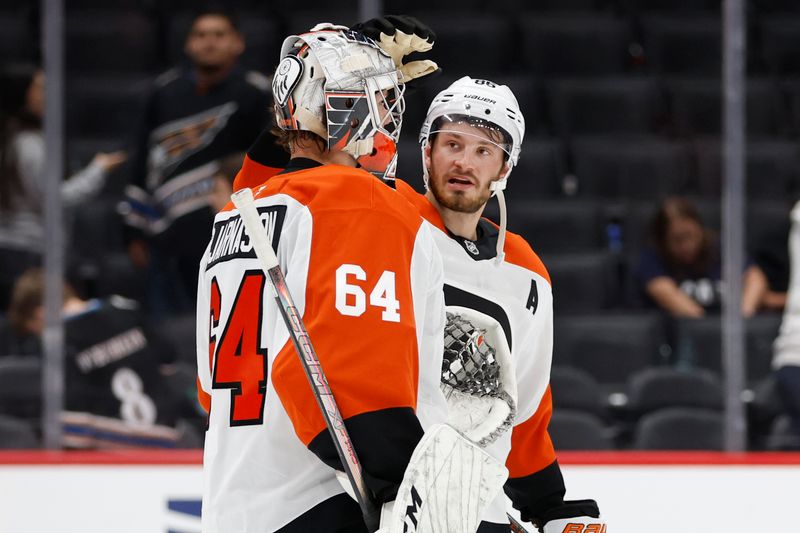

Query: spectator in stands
[[208, 151, 244, 213], [123, 5, 282, 316], [0, 265, 47, 357], [3, 268, 196, 448], [0, 65, 126, 310], [635, 196, 774, 317], [772, 201, 800, 448]]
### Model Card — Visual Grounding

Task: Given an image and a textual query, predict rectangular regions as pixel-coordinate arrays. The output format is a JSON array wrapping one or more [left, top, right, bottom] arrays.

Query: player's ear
[[499, 162, 510, 179], [423, 144, 432, 169]]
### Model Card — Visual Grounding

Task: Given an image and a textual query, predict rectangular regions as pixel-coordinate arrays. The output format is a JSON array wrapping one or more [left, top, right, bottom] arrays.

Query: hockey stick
[[507, 513, 530, 533], [231, 188, 381, 532]]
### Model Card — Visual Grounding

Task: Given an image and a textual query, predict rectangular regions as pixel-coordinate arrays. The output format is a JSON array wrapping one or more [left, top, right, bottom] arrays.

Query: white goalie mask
[[272, 29, 406, 179], [420, 77, 526, 263]]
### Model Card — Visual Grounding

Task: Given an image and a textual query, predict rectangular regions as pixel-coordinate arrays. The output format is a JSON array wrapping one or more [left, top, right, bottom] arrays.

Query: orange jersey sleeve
[[232, 153, 282, 192], [507, 386, 557, 477]]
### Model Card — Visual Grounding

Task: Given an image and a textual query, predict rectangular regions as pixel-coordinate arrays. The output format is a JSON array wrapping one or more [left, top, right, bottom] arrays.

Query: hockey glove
[[351, 15, 440, 83], [537, 500, 606, 533]]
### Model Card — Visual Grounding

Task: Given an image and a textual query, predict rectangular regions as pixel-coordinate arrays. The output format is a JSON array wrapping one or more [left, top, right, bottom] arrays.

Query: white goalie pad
[[381, 423, 508, 533], [441, 307, 517, 447]]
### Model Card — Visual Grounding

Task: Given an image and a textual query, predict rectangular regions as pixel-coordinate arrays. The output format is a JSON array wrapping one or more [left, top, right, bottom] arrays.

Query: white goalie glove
[[441, 308, 517, 448]]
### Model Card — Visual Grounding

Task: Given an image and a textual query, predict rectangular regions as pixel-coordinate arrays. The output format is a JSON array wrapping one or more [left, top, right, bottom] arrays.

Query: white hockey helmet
[[272, 28, 405, 179], [419, 76, 525, 192]]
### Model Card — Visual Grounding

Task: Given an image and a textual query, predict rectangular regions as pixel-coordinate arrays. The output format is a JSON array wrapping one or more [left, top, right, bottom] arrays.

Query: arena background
[[1, 0, 799, 531]]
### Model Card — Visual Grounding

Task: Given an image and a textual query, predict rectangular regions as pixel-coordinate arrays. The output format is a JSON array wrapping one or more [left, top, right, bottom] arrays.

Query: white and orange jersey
[[196, 158, 448, 532], [396, 180, 564, 524]]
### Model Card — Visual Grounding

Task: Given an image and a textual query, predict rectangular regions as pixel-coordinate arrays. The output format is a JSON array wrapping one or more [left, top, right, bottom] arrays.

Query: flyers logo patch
[[273, 56, 303, 106]]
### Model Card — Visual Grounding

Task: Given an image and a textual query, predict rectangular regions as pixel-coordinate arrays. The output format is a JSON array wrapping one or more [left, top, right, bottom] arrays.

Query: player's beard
[[428, 159, 493, 214]]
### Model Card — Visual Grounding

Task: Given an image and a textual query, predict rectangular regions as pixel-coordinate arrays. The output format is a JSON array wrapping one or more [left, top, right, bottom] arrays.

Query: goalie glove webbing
[[441, 312, 516, 447]]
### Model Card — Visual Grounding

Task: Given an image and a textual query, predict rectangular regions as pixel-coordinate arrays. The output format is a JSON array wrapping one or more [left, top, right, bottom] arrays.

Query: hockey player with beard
[[391, 77, 607, 532]]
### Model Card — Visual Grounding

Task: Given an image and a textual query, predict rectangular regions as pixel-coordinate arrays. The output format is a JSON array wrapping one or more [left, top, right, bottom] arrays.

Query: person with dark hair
[[0, 66, 126, 309], [635, 196, 768, 317], [122, 6, 284, 316], [1, 268, 187, 448]]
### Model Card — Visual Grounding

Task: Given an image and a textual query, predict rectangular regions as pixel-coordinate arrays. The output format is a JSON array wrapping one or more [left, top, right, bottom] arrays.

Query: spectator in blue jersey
[[635, 196, 773, 318], [123, 5, 284, 316]]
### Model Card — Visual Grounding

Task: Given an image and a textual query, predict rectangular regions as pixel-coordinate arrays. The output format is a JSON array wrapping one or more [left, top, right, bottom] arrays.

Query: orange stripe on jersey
[[506, 386, 557, 478], [267, 166, 425, 445], [502, 231, 551, 285], [231, 153, 282, 194], [394, 180, 448, 234], [394, 179, 551, 285], [197, 377, 211, 414]]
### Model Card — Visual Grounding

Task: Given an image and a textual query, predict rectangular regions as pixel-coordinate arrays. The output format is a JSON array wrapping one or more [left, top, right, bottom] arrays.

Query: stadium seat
[[504, 0, 608, 11], [641, 16, 721, 75], [71, 196, 126, 248], [66, 10, 160, 74], [511, 138, 566, 198], [747, 201, 792, 255], [667, 79, 786, 136], [548, 409, 615, 450], [93, 253, 146, 301], [552, 312, 667, 386], [547, 78, 666, 139], [0, 357, 41, 421], [632, 407, 724, 450], [626, 366, 723, 415], [283, 8, 353, 34], [519, 14, 633, 77], [0, 14, 34, 63], [508, 200, 606, 253], [673, 314, 783, 384], [572, 136, 692, 199], [764, 414, 800, 451], [546, 252, 621, 313], [748, 376, 787, 450], [66, 76, 150, 139], [159, 314, 198, 366], [389, 0, 487, 12], [550, 365, 607, 416], [0, 415, 38, 449], [417, 14, 515, 75], [761, 16, 800, 76], [693, 139, 800, 199], [619, 0, 719, 12]]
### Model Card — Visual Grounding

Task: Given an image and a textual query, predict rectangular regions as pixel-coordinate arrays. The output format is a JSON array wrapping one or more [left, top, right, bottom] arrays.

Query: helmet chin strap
[[489, 179, 508, 265]]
